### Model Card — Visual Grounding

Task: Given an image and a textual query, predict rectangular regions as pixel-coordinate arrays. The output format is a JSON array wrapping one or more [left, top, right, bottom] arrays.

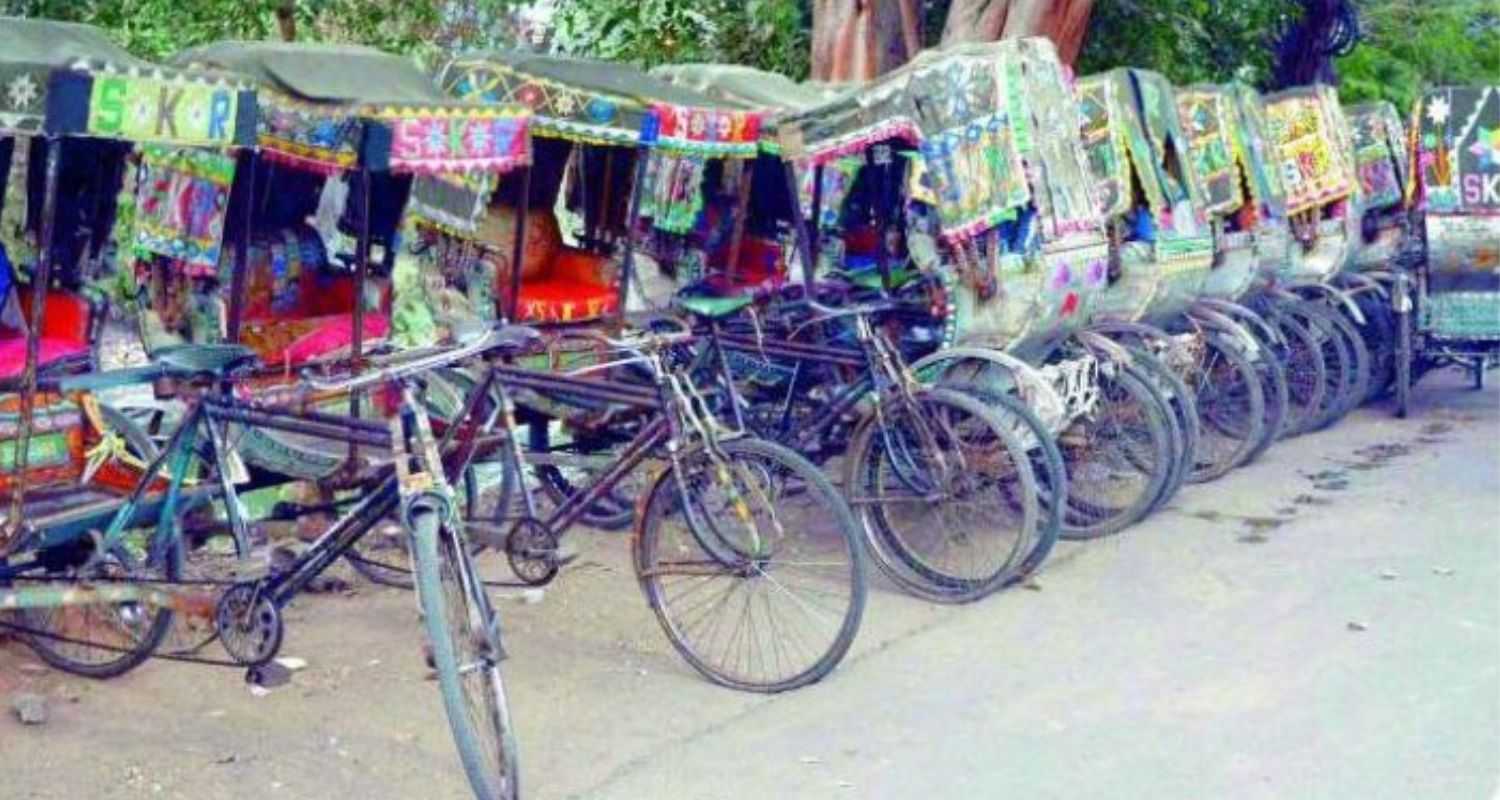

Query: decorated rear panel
[[1264, 88, 1355, 214]]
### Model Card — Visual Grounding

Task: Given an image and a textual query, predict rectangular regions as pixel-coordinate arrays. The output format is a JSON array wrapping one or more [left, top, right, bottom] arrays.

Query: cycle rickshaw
[[1394, 84, 1500, 415]]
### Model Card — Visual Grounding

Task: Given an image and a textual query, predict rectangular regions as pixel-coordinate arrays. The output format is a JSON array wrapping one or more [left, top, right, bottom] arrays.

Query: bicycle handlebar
[[299, 324, 532, 393]]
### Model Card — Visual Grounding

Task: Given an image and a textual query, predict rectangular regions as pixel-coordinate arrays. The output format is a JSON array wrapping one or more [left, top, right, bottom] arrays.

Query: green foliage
[[1336, 0, 1500, 113], [553, 0, 810, 78], [1, 0, 516, 66], [1076, 0, 1300, 86]]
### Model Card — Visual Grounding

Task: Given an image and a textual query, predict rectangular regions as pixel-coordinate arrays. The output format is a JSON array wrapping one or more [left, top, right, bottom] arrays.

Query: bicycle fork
[[390, 387, 506, 663]]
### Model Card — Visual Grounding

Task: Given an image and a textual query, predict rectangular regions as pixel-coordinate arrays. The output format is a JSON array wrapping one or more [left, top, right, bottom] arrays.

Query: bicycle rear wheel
[[409, 503, 520, 800], [1060, 365, 1174, 540], [936, 383, 1067, 582], [635, 438, 866, 693], [844, 388, 1039, 603], [20, 404, 183, 678], [1269, 310, 1327, 437], [1242, 337, 1289, 465], [1123, 348, 1195, 510], [1186, 332, 1265, 483], [1318, 303, 1373, 416]]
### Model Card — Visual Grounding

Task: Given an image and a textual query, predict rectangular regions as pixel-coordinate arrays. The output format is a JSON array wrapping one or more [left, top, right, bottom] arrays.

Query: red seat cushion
[[0, 337, 90, 378], [516, 279, 618, 323], [14, 291, 91, 347], [278, 313, 390, 366]]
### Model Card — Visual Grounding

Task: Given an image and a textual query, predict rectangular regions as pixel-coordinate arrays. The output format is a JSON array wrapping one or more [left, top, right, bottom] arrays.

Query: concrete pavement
[[3, 371, 1497, 800]]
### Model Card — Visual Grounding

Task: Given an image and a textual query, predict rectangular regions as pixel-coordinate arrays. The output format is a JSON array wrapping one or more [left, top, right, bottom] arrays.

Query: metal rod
[[544, 416, 669, 533], [783, 159, 818, 295], [346, 167, 372, 473], [508, 166, 532, 323], [489, 364, 660, 408], [598, 148, 615, 248], [617, 145, 650, 321], [718, 333, 866, 368], [207, 402, 392, 448], [873, 147, 893, 294], [350, 168, 372, 380], [809, 162, 824, 288], [218, 397, 389, 434], [578, 146, 593, 247], [726, 160, 753, 287], [226, 150, 256, 344], [6, 137, 63, 540]]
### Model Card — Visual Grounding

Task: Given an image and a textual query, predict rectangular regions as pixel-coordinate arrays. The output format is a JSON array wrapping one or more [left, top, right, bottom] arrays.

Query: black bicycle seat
[[152, 344, 261, 380]]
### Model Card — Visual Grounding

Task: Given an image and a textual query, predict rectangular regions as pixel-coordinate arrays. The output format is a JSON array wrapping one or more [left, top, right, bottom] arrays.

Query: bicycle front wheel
[[410, 505, 520, 800], [635, 438, 866, 693]]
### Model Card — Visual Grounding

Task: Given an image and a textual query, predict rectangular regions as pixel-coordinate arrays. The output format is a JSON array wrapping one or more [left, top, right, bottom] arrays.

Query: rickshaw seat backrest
[[13, 290, 93, 346]]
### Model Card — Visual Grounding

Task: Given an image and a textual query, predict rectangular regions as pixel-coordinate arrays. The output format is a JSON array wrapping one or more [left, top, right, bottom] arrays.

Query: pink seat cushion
[[279, 314, 390, 366], [0, 337, 90, 378]]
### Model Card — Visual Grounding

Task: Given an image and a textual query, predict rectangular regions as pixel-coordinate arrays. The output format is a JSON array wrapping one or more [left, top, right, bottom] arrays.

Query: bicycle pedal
[[245, 661, 291, 688]]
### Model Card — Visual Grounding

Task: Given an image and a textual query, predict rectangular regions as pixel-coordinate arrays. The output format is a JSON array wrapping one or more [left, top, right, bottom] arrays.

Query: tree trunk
[[275, 1, 297, 42], [810, 0, 922, 82], [812, 0, 1096, 81], [941, 0, 1096, 63]]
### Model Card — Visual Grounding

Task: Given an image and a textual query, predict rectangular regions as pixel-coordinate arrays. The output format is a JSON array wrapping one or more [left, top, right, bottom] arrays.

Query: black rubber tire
[[22, 404, 184, 679], [1280, 302, 1353, 433], [1059, 365, 1175, 540], [1266, 309, 1328, 438], [528, 422, 636, 531], [635, 437, 866, 692], [1319, 302, 1374, 416], [1120, 348, 1195, 510], [1395, 302, 1413, 418], [942, 386, 1066, 584], [843, 388, 1040, 604], [1241, 331, 1289, 466], [410, 506, 521, 800], [1186, 331, 1266, 483]]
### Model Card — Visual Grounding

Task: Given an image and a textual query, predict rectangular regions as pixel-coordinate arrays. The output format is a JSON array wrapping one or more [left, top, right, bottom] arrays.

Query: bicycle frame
[[697, 309, 917, 461]]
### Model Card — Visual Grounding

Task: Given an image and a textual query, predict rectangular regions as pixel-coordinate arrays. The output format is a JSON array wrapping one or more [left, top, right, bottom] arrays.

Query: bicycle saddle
[[488, 323, 544, 355], [151, 343, 261, 380], [675, 293, 755, 321]]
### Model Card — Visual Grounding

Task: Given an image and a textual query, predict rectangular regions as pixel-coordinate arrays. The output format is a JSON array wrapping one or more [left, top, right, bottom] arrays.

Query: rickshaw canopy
[[1225, 83, 1289, 219], [440, 51, 763, 158], [1177, 86, 1245, 216], [651, 64, 843, 114], [0, 16, 254, 147], [1077, 68, 1208, 221], [1408, 85, 1500, 215], [174, 41, 530, 176], [1263, 85, 1356, 215], [1347, 101, 1408, 212]]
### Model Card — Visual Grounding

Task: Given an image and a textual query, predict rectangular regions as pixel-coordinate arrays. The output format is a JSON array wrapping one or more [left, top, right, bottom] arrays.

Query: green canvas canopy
[[651, 64, 844, 114], [439, 51, 764, 157], [175, 41, 530, 176], [0, 16, 254, 146], [1410, 85, 1500, 214], [772, 44, 1038, 240]]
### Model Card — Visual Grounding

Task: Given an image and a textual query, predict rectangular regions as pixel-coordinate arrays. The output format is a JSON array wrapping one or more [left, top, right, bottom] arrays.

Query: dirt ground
[[3, 370, 1498, 800]]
